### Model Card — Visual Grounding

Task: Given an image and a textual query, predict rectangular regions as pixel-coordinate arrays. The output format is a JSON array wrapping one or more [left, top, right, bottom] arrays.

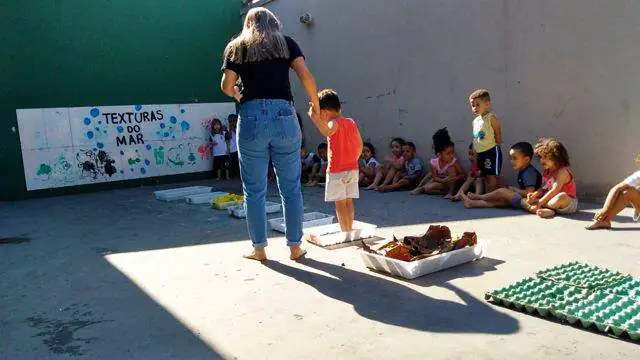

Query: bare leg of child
[[486, 175, 500, 192], [460, 192, 494, 208], [359, 172, 370, 187], [366, 165, 385, 190], [225, 169, 230, 180], [335, 199, 351, 231], [381, 167, 397, 186], [587, 188, 640, 229], [305, 164, 319, 186], [468, 188, 515, 205], [215, 169, 222, 181], [345, 198, 355, 232], [378, 178, 410, 193], [452, 177, 473, 201], [421, 181, 446, 195], [537, 193, 573, 218], [474, 177, 484, 196]]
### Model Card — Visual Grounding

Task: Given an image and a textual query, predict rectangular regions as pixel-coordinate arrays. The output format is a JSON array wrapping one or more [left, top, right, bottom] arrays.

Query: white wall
[[265, 0, 640, 198]]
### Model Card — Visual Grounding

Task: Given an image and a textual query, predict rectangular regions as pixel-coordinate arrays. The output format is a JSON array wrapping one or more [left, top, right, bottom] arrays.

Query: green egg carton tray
[[535, 262, 632, 290], [486, 262, 640, 341], [485, 277, 589, 317], [557, 292, 640, 340], [599, 277, 640, 300]]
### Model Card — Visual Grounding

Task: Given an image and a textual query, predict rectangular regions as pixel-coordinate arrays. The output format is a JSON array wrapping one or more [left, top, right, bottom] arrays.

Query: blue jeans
[[237, 99, 303, 249]]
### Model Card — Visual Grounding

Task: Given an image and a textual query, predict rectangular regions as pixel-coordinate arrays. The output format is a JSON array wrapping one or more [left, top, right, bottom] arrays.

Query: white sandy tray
[[360, 240, 488, 279], [228, 201, 281, 218], [185, 192, 229, 204], [268, 212, 335, 233], [154, 186, 213, 201], [304, 221, 377, 247]]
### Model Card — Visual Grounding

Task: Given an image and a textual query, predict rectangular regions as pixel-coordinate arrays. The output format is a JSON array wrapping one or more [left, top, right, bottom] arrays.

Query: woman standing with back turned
[[221, 7, 320, 261]]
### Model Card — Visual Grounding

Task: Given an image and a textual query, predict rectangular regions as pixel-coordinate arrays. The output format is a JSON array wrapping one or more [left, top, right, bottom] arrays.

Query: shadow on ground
[[264, 257, 518, 335]]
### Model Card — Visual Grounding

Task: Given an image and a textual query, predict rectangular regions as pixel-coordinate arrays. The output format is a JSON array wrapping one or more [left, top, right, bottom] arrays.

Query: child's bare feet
[[467, 193, 480, 200], [536, 208, 556, 218], [304, 180, 317, 187], [365, 184, 378, 191], [460, 193, 473, 208], [450, 193, 462, 202], [409, 187, 423, 195], [444, 193, 455, 200], [585, 220, 611, 230], [378, 185, 391, 193], [243, 248, 267, 262], [290, 246, 307, 261]]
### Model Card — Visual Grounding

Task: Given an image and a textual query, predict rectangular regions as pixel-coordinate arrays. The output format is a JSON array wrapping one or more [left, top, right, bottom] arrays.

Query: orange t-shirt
[[327, 117, 361, 174]]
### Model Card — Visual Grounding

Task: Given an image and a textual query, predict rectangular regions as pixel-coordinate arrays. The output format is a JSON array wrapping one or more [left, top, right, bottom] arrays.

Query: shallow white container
[[228, 201, 281, 218], [304, 221, 377, 247], [360, 240, 488, 279], [185, 192, 229, 204], [154, 186, 212, 201], [268, 212, 334, 233]]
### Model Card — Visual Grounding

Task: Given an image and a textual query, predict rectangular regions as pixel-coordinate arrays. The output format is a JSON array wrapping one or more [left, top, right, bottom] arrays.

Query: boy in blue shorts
[[469, 89, 503, 191]]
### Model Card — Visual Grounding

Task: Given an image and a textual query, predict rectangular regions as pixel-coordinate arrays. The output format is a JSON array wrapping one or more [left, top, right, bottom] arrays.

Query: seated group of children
[[309, 89, 580, 219]]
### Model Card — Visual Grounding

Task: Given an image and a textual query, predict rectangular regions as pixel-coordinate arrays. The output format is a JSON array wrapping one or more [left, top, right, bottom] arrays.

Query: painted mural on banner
[[17, 103, 236, 190]]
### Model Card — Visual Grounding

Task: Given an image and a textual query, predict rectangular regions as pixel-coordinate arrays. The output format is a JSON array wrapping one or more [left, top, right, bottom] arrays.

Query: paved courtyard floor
[[1, 179, 639, 359]]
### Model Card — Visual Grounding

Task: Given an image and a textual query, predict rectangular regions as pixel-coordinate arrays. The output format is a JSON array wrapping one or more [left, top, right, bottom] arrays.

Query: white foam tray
[[185, 192, 229, 204], [304, 221, 377, 246], [228, 201, 281, 218], [360, 240, 488, 279], [268, 212, 335, 233], [154, 186, 213, 201]]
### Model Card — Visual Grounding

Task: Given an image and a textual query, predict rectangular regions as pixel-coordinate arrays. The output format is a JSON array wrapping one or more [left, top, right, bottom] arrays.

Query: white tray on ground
[[360, 240, 488, 280], [154, 186, 213, 201], [185, 192, 229, 204], [228, 201, 281, 218], [268, 212, 335, 233], [304, 221, 378, 247]]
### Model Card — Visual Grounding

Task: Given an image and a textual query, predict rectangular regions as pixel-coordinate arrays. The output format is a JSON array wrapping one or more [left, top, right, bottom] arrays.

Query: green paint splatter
[[127, 158, 141, 166], [37, 163, 52, 177], [154, 146, 165, 165], [168, 158, 185, 167]]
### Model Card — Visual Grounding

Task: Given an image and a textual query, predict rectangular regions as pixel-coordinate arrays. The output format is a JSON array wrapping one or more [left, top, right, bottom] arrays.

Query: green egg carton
[[536, 262, 632, 290], [557, 292, 640, 340], [599, 277, 640, 300], [486, 277, 589, 318]]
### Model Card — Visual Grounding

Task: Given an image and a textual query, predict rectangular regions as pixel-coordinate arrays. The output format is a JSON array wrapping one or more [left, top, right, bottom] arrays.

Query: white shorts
[[325, 170, 360, 202], [556, 196, 579, 214]]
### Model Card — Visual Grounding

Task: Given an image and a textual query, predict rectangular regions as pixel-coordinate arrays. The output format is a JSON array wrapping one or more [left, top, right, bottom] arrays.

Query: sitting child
[[410, 128, 465, 198], [461, 142, 542, 208], [521, 138, 578, 218], [373, 138, 406, 190], [586, 156, 640, 230], [378, 142, 424, 192], [305, 143, 328, 186], [301, 146, 321, 185], [452, 143, 484, 201], [359, 142, 384, 188]]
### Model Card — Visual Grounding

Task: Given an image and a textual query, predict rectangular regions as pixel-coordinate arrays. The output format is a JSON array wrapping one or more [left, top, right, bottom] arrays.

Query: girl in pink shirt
[[368, 138, 406, 190], [522, 138, 578, 218]]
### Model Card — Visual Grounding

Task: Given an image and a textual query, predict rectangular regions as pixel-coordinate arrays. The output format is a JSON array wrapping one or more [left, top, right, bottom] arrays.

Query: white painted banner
[[17, 102, 236, 190]]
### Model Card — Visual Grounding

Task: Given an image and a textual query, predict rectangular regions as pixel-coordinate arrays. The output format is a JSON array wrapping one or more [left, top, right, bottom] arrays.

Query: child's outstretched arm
[[537, 168, 571, 207], [490, 114, 502, 145], [307, 103, 338, 137]]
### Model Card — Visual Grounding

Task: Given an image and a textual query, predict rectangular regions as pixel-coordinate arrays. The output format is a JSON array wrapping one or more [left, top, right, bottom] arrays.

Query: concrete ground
[[1, 179, 639, 360]]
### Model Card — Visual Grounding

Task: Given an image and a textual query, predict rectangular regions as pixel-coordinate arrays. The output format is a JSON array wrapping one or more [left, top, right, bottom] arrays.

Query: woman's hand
[[308, 102, 319, 121], [232, 86, 242, 102]]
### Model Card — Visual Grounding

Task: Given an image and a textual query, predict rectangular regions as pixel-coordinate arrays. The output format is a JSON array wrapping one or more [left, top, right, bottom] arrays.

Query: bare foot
[[467, 193, 480, 200], [304, 180, 317, 187], [450, 193, 462, 202], [243, 248, 267, 262], [585, 220, 611, 230], [460, 193, 473, 208], [409, 188, 422, 195], [365, 185, 378, 191], [521, 199, 537, 213], [290, 246, 307, 261], [378, 186, 390, 193], [536, 208, 556, 218], [444, 193, 455, 200]]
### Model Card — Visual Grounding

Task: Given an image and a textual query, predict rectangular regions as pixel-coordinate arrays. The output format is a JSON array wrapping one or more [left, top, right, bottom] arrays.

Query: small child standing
[[210, 118, 230, 180], [452, 144, 484, 200], [378, 142, 424, 192], [522, 138, 578, 218], [410, 128, 465, 198], [469, 89, 503, 192], [461, 142, 542, 209], [226, 114, 239, 178], [359, 142, 384, 188], [308, 89, 363, 232]]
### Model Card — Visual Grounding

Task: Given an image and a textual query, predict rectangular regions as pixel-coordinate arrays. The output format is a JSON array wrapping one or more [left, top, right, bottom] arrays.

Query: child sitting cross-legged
[[369, 138, 406, 191], [410, 128, 465, 198], [359, 142, 384, 188], [521, 138, 578, 218], [461, 142, 542, 209], [378, 142, 424, 192]]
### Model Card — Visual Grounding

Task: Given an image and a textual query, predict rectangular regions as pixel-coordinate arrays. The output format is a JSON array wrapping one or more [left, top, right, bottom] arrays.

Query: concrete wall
[[264, 0, 640, 198]]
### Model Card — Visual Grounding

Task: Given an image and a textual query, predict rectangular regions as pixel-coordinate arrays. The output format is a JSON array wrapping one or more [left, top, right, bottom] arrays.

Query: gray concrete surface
[[1, 180, 639, 359], [263, 0, 640, 197]]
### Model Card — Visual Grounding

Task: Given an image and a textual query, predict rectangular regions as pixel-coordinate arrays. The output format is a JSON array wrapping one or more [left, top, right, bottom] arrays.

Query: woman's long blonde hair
[[224, 7, 290, 64]]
